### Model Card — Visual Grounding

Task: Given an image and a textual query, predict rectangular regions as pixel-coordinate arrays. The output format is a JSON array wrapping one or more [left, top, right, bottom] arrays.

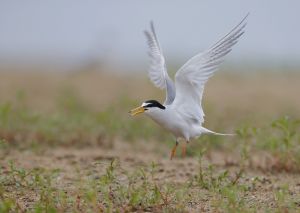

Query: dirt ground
[[2, 143, 300, 212], [0, 69, 300, 212]]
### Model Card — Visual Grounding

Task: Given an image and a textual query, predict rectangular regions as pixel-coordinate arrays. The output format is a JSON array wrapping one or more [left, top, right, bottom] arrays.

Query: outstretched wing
[[172, 14, 248, 125], [144, 22, 176, 105]]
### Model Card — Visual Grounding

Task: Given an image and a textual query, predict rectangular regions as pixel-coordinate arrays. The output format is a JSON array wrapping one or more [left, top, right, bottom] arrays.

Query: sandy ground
[[2, 142, 300, 212], [0, 70, 300, 211]]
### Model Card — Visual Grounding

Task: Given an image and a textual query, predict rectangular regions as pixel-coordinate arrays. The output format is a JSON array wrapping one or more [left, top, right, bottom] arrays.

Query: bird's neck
[[145, 106, 171, 126]]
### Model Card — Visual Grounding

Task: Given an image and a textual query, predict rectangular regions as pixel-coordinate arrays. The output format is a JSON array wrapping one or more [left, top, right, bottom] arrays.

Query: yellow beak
[[129, 106, 145, 116]]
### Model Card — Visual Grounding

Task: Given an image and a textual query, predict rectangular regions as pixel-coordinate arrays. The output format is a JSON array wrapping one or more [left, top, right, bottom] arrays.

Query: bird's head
[[129, 100, 165, 116]]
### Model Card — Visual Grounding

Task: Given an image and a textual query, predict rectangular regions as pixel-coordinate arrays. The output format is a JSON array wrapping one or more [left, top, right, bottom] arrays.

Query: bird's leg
[[181, 141, 189, 158], [170, 140, 178, 160]]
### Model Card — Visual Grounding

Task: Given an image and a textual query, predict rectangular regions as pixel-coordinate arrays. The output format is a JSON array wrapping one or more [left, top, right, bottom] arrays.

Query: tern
[[130, 14, 248, 159]]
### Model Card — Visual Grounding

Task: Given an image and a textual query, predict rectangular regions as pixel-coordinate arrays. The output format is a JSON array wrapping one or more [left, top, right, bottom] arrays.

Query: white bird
[[129, 14, 248, 159]]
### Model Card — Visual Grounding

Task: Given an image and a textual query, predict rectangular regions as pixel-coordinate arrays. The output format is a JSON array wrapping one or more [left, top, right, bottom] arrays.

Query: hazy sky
[[0, 1, 299, 67]]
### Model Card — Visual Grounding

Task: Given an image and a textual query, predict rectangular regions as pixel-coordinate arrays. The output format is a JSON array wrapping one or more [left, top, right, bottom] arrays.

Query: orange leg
[[170, 141, 178, 160], [181, 141, 189, 158]]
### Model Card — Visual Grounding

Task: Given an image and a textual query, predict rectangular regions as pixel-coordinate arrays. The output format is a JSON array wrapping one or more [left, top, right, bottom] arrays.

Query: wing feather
[[144, 22, 176, 105], [173, 14, 248, 125]]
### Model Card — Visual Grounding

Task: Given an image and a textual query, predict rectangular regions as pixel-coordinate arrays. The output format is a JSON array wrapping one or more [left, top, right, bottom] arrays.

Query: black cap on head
[[144, 100, 165, 109]]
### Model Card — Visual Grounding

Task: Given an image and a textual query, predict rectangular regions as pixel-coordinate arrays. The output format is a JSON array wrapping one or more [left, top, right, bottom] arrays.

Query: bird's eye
[[145, 104, 153, 108]]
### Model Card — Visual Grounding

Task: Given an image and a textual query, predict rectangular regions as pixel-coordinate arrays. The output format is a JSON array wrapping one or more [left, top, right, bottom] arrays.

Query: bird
[[129, 14, 248, 159]]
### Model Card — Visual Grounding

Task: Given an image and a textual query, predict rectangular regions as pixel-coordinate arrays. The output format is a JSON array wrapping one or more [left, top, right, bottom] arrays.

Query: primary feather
[[173, 14, 248, 125], [144, 22, 176, 105]]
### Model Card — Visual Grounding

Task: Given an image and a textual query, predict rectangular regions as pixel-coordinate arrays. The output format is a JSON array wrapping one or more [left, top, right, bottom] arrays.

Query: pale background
[[0, 0, 299, 70]]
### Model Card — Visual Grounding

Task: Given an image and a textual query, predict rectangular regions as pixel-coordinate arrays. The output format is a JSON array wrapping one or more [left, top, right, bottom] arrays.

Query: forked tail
[[201, 127, 235, 136]]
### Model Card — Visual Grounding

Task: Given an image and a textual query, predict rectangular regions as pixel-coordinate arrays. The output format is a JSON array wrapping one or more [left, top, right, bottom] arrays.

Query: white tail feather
[[201, 127, 235, 136]]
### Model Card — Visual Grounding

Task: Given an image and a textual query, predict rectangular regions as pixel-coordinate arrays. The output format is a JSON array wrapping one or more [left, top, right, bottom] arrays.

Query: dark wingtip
[[150, 20, 154, 28], [150, 21, 156, 35]]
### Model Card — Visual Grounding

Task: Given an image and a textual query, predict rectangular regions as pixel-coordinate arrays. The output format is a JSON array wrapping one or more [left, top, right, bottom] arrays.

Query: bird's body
[[145, 104, 204, 140], [130, 14, 248, 159]]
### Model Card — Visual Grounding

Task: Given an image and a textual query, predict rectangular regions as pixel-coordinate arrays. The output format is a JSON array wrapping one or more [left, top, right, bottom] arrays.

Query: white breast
[[144, 106, 201, 140]]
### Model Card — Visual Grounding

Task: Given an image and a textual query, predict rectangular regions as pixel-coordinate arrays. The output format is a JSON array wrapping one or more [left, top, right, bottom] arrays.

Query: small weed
[[274, 184, 297, 212], [0, 82, 299, 212]]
